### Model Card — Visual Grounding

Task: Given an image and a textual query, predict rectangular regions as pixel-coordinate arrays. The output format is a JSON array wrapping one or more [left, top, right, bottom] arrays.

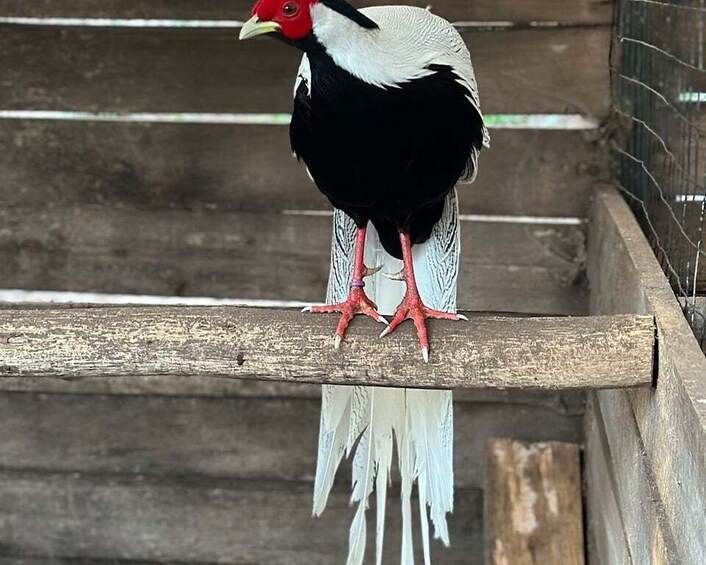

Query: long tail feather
[[313, 385, 352, 515], [314, 190, 460, 563]]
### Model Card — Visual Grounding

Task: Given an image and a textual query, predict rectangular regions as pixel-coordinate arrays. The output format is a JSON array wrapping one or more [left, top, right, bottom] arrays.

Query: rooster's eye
[[282, 2, 299, 17]]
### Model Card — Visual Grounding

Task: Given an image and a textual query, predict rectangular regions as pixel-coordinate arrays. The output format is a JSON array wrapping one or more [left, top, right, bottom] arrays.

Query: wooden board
[[2, 560, 164, 565], [584, 396, 632, 565], [0, 121, 609, 218], [0, 470, 482, 564], [589, 392, 676, 563], [0, 306, 654, 390], [0, 25, 611, 115], [0, 374, 587, 411], [0, 392, 582, 489], [0, 379, 583, 409], [586, 186, 706, 564], [0, 209, 589, 315], [0, 0, 615, 24], [484, 439, 583, 565]]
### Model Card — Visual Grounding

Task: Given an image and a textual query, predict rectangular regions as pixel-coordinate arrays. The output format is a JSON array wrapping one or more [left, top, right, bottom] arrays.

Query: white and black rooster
[[240, 1, 488, 563]]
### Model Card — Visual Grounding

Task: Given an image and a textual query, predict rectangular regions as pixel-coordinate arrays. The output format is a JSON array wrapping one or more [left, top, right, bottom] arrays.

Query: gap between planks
[[0, 306, 654, 391]]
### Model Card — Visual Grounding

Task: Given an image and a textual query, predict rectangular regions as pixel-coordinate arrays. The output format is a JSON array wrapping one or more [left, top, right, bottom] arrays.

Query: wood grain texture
[[2, 555, 161, 565], [1, 555, 162, 565], [0, 470, 482, 564], [0, 0, 615, 24], [589, 392, 676, 564], [0, 121, 609, 218], [0, 307, 653, 390], [587, 186, 706, 564], [0, 209, 589, 315], [584, 396, 632, 565], [484, 439, 584, 565], [0, 374, 587, 410], [0, 26, 611, 115], [0, 392, 582, 488]]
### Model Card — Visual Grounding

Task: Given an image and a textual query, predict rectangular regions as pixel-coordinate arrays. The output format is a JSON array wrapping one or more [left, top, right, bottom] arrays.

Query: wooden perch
[[0, 307, 654, 391]]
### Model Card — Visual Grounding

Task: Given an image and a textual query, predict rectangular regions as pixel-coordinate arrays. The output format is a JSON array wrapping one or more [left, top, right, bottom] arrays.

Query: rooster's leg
[[380, 231, 467, 362], [304, 226, 387, 349]]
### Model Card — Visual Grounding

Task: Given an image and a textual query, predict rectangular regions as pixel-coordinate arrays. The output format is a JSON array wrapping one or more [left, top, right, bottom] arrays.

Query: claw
[[382, 268, 405, 281], [382, 293, 466, 361], [302, 306, 312, 313], [377, 315, 390, 325], [334, 335, 342, 350], [458, 313, 468, 321]]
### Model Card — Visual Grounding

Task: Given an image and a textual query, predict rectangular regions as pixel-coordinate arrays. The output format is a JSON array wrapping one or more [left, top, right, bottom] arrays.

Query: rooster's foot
[[379, 292, 467, 362], [303, 286, 387, 349]]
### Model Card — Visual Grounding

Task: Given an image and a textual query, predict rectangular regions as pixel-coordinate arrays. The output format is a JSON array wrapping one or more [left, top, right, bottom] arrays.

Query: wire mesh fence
[[612, 0, 706, 350]]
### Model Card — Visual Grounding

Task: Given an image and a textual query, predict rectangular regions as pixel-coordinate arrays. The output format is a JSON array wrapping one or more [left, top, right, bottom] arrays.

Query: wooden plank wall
[[585, 187, 706, 565], [0, 0, 613, 311], [0, 0, 613, 562]]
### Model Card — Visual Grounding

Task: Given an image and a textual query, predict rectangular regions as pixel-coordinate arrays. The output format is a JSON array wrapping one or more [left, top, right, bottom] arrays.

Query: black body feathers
[[290, 43, 484, 259]]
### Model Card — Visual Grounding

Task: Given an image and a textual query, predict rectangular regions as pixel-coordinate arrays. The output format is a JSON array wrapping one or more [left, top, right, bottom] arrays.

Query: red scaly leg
[[303, 226, 387, 349], [379, 231, 467, 362]]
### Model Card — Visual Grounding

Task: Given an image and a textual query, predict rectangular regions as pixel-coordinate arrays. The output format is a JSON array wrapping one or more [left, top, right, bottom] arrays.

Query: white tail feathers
[[313, 191, 460, 564]]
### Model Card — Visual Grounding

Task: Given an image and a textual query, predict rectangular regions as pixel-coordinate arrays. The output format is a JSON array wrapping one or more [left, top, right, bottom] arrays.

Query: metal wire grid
[[612, 0, 706, 348]]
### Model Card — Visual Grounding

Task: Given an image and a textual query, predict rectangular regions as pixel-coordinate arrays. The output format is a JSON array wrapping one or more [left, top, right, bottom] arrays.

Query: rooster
[[240, 1, 488, 563]]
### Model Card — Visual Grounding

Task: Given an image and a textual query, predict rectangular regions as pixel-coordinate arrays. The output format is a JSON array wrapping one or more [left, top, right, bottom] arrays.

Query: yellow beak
[[239, 16, 281, 40]]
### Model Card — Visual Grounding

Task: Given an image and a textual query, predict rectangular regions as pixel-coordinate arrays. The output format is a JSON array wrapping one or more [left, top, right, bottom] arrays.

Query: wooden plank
[[584, 396, 632, 565], [0, 307, 654, 390], [2, 555, 160, 565], [0, 209, 589, 315], [484, 439, 584, 565], [0, 374, 586, 410], [591, 391, 677, 564], [0, 26, 611, 115], [587, 186, 706, 564], [0, 392, 582, 488], [0, 470, 482, 564], [2, 555, 161, 565], [0, 0, 615, 25], [0, 121, 609, 218]]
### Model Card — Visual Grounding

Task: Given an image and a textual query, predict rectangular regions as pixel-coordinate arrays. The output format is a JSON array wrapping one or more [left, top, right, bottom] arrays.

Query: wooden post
[[484, 439, 584, 565]]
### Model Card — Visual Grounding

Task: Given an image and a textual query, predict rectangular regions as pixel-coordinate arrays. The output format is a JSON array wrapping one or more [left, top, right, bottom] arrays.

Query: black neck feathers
[[320, 0, 378, 29]]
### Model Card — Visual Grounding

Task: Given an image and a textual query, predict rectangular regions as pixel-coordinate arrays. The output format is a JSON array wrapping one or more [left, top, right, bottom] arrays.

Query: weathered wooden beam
[[0, 307, 653, 390], [0, 26, 610, 115], [0, 469, 481, 564], [1, 122, 608, 219], [0, 209, 588, 316], [586, 186, 706, 563], [484, 439, 584, 565], [0, 0, 615, 25], [0, 393, 581, 488], [584, 398, 632, 565]]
